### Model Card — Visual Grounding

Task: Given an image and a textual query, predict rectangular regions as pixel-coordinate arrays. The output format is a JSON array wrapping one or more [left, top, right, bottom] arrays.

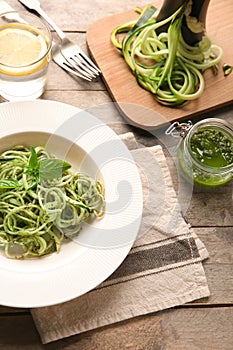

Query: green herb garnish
[[24, 147, 71, 181], [0, 179, 19, 189]]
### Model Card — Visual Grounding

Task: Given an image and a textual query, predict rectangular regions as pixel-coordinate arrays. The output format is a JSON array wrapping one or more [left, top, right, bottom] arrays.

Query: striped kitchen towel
[[31, 132, 209, 344]]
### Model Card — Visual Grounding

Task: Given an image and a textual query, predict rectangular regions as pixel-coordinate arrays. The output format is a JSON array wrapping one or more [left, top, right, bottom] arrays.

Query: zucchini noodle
[[0, 146, 105, 259], [111, 4, 223, 106]]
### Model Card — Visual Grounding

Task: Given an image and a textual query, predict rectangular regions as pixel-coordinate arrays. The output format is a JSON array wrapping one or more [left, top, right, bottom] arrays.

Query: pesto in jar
[[189, 127, 233, 168], [177, 119, 233, 188]]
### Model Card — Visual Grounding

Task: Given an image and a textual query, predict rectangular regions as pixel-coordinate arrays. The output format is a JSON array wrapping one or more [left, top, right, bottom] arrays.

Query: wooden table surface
[[0, 1, 233, 349]]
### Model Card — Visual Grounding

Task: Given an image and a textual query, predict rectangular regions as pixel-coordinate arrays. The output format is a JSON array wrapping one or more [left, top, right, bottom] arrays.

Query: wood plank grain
[[195, 227, 233, 266], [192, 227, 233, 305], [86, 0, 233, 130], [0, 313, 43, 349], [186, 190, 233, 227], [1, 308, 232, 349], [158, 307, 233, 350], [0, 307, 28, 314], [10, 0, 153, 32], [171, 175, 233, 227]]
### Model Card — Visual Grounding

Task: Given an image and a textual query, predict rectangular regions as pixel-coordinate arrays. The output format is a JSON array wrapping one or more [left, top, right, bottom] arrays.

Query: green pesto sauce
[[190, 127, 233, 168], [178, 126, 233, 188]]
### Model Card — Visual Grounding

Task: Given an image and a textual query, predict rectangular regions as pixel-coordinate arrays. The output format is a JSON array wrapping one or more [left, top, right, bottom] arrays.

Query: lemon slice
[[0, 24, 49, 76]]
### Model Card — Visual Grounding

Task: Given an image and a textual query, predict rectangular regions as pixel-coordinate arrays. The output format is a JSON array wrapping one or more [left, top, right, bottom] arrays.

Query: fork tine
[[76, 51, 101, 74], [65, 58, 95, 79], [62, 61, 92, 81], [73, 54, 100, 76], [52, 44, 92, 81], [66, 55, 98, 78], [63, 44, 101, 75], [60, 43, 101, 78], [61, 53, 95, 80]]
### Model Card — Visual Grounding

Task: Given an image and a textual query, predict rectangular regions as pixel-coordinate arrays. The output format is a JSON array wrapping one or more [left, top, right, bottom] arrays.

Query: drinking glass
[[0, 11, 52, 101]]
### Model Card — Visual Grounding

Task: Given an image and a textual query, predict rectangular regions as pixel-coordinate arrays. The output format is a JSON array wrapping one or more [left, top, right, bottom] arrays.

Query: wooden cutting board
[[87, 0, 233, 130]]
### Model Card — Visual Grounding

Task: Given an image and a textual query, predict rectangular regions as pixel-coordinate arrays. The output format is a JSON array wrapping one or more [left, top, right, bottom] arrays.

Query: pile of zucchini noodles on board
[[111, 1, 224, 106], [0, 145, 105, 259]]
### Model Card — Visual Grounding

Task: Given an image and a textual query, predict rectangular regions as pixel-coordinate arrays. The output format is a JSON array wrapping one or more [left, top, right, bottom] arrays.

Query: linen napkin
[[31, 132, 209, 344]]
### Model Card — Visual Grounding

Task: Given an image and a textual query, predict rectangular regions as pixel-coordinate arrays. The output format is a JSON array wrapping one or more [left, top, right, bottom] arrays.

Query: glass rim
[[0, 10, 52, 68]]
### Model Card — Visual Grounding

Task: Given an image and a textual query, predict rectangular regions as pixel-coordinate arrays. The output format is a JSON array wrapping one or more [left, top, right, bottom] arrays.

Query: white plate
[[0, 100, 143, 308]]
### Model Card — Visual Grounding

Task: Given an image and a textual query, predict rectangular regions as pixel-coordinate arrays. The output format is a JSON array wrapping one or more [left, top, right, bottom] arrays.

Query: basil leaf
[[23, 147, 40, 179], [39, 159, 71, 180], [0, 179, 19, 189], [28, 147, 39, 170]]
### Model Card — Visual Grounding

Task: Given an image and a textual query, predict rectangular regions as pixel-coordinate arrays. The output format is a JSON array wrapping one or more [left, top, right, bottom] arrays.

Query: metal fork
[[52, 43, 93, 81], [18, 0, 101, 81]]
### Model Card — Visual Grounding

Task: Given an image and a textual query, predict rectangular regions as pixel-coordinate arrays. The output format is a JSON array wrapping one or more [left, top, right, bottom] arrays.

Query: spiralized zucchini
[[0, 146, 105, 259], [111, 4, 223, 106]]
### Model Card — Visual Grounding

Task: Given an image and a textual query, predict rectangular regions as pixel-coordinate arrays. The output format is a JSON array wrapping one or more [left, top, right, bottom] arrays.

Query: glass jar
[[176, 118, 233, 187]]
